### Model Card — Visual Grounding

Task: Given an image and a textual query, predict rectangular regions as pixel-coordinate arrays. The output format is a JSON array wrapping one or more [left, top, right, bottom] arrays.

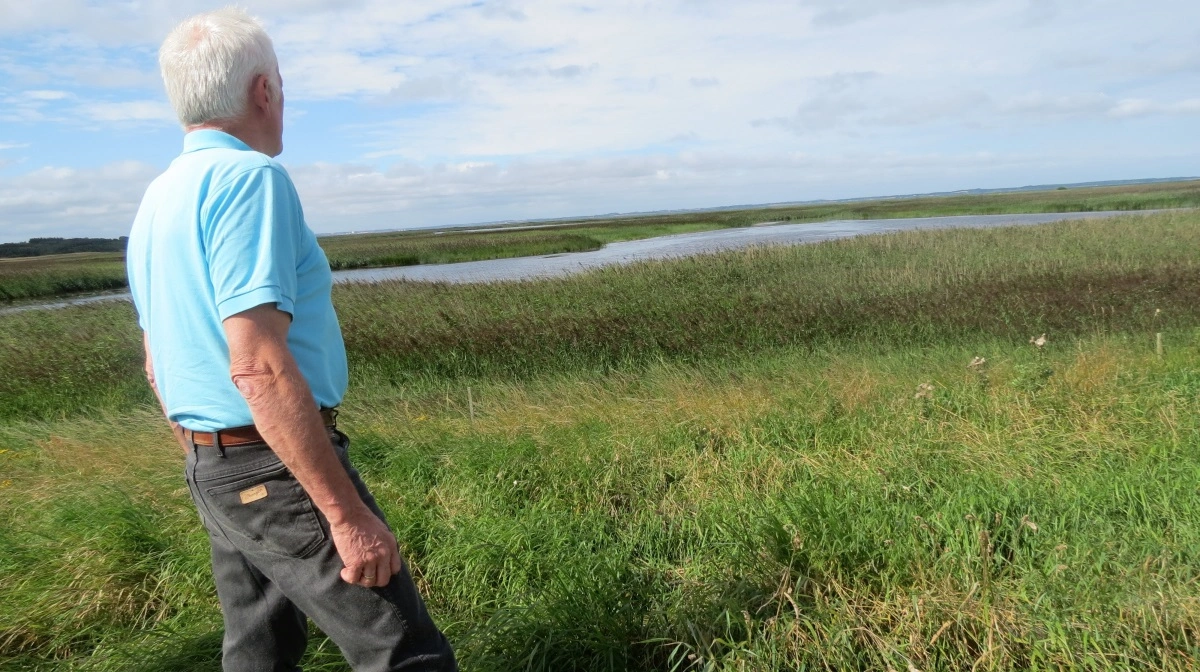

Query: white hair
[[159, 7, 280, 128]]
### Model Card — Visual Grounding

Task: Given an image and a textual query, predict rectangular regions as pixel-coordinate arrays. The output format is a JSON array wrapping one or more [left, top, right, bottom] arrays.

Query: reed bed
[[0, 253, 127, 302]]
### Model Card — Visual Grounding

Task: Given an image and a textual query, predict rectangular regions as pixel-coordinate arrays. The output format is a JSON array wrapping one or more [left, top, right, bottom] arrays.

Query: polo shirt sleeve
[[202, 165, 302, 321]]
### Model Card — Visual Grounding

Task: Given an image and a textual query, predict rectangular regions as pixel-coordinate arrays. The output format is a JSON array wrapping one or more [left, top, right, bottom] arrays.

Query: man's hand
[[330, 509, 403, 588], [224, 303, 402, 588], [144, 332, 191, 455]]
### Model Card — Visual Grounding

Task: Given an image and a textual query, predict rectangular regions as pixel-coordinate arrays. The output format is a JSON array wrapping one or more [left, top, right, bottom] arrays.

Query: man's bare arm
[[223, 303, 401, 588]]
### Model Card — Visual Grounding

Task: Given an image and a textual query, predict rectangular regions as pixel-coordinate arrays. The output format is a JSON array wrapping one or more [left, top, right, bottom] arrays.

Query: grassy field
[[0, 253, 129, 302], [4, 179, 1199, 303], [2, 210, 1199, 670]]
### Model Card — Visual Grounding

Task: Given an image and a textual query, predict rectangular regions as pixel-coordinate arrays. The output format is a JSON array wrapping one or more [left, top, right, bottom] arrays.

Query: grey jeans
[[184, 428, 457, 671]]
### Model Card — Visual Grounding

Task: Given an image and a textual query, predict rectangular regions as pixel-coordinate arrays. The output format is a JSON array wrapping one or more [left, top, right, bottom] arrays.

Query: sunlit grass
[[4, 336, 1199, 670]]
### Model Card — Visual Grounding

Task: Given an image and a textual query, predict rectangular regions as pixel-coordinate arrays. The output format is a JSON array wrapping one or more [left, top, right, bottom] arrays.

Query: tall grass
[[0, 253, 128, 302], [3, 211, 1192, 421], [2, 211, 1199, 670], [334, 212, 1196, 382]]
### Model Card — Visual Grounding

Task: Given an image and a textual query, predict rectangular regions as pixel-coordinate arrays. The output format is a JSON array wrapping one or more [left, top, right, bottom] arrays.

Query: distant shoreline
[[3, 176, 1198, 249]]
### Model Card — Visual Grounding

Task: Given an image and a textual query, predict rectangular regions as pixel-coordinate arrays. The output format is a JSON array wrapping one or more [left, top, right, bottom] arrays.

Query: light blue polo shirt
[[127, 130, 348, 431]]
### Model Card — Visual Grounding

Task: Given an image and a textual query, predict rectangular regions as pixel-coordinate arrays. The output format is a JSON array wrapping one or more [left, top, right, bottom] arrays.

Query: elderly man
[[126, 8, 456, 671]]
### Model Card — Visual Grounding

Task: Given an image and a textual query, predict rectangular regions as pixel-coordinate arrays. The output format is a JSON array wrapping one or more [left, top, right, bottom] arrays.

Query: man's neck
[[187, 120, 278, 157]]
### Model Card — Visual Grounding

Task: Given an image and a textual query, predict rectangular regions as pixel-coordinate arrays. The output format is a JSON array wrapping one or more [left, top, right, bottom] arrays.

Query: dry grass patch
[[822, 359, 886, 414], [1059, 343, 1122, 396]]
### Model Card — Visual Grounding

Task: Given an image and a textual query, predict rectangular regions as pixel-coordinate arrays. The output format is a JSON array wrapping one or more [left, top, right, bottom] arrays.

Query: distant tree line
[[0, 237, 128, 258]]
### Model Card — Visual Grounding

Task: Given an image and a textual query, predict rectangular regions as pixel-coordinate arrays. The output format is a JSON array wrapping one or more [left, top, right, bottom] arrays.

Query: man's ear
[[251, 74, 273, 113]]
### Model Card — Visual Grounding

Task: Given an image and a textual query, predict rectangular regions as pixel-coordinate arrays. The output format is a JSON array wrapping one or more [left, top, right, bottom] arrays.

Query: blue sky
[[1, 0, 1198, 243]]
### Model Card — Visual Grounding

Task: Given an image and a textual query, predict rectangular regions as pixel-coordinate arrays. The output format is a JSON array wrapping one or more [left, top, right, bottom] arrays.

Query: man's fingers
[[357, 559, 377, 587], [354, 557, 387, 588], [330, 515, 399, 587], [347, 554, 387, 587], [337, 553, 385, 586], [373, 546, 401, 588], [373, 557, 391, 587]]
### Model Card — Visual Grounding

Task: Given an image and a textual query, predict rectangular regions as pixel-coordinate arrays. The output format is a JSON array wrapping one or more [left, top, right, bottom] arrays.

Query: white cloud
[[83, 100, 176, 124], [2, 0, 1200, 243], [1000, 92, 1111, 118], [277, 148, 1133, 232], [1108, 97, 1200, 119], [386, 75, 473, 104], [0, 89, 175, 127], [757, 89, 1200, 136], [25, 89, 72, 100], [0, 0, 368, 43], [0, 161, 159, 242], [805, 0, 987, 27]]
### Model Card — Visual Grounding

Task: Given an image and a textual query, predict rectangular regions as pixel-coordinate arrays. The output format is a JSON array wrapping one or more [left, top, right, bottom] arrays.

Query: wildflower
[[914, 382, 934, 399], [1030, 333, 1047, 348], [968, 356, 986, 369]]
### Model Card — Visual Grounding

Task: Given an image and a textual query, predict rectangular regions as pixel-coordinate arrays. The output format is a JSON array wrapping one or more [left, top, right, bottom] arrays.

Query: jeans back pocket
[[203, 462, 327, 559]]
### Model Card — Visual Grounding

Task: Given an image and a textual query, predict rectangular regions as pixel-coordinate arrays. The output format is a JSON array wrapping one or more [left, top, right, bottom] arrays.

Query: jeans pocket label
[[205, 466, 327, 558], [239, 484, 268, 504]]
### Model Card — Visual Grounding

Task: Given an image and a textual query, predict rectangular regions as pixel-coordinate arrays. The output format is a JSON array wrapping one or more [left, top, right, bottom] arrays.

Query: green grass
[[0, 252, 128, 302], [5, 179, 1200, 303], [2, 210, 1200, 670]]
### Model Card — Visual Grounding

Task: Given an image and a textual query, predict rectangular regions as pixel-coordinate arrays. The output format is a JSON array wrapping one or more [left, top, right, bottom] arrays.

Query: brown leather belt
[[186, 407, 338, 448]]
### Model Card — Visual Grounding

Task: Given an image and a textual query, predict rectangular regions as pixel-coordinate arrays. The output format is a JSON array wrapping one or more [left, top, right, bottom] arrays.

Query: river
[[0, 210, 1153, 315]]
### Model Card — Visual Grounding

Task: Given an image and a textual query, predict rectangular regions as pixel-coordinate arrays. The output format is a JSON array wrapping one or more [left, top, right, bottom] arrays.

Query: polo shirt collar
[[182, 129, 253, 154]]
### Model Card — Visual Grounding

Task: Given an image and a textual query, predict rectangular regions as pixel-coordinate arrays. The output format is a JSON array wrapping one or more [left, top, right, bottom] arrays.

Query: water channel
[[0, 210, 1154, 316]]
